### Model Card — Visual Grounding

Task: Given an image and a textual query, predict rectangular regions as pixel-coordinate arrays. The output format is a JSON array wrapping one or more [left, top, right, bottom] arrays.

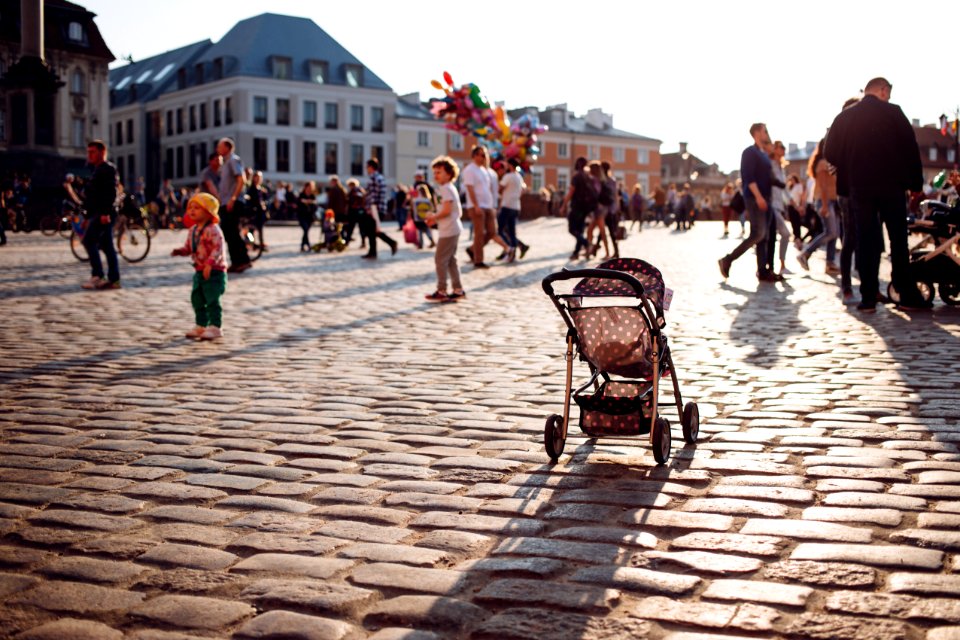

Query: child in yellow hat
[[172, 193, 228, 340]]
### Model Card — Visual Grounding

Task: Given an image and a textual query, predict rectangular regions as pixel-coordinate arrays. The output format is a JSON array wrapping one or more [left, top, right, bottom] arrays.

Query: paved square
[[1, 220, 959, 638]]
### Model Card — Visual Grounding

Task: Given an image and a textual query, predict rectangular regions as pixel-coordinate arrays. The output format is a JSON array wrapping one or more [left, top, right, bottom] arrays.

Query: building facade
[[395, 93, 446, 186], [109, 13, 397, 197]]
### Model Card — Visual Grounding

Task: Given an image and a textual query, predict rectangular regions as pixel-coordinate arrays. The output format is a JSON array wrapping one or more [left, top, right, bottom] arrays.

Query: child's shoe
[[446, 290, 466, 302], [200, 326, 223, 340], [185, 326, 206, 339], [425, 291, 449, 303]]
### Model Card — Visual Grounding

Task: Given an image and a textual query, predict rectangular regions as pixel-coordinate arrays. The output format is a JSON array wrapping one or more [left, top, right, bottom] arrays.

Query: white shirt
[[462, 162, 494, 209], [500, 170, 524, 210], [435, 183, 463, 238], [486, 167, 499, 209]]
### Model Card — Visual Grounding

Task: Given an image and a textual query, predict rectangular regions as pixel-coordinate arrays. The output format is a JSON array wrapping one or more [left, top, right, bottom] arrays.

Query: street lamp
[[939, 110, 959, 170]]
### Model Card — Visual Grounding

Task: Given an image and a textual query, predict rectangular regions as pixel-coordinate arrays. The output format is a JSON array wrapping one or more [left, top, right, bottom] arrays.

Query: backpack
[[730, 190, 745, 214], [598, 179, 615, 207], [572, 173, 598, 212]]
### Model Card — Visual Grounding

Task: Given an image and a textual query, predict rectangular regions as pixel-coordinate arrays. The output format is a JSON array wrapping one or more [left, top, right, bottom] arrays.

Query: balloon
[[443, 71, 454, 86], [934, 170, 948, 189], [430, 79, 444, 91]]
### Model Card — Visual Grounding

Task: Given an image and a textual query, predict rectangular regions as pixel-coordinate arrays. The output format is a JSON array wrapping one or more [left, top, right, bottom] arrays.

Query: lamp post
[[939, 109, 959, 170]]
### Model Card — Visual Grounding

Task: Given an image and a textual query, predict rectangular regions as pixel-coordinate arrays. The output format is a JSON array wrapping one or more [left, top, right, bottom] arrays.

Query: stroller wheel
[[682, 402, 700, 444], [544, 414, 566, 462], [940, 282, 960, 306], [652, 417, 671, 465], [887, 280, 934, 305]]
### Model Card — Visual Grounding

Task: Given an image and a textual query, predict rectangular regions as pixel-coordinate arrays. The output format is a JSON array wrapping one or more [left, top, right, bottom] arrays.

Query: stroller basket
[[575, 380, 654, 437]]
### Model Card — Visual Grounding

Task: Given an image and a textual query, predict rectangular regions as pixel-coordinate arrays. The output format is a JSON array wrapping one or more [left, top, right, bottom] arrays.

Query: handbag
[[403, 216, 418, 244]]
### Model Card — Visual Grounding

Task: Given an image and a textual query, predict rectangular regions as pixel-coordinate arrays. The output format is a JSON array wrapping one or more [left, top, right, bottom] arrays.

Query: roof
[[191, 13, 390, 90], [0, 0, 114, 61], [109, 40, 211, 108], [396, 98, 435, 121], [514, 106, 661, 143]]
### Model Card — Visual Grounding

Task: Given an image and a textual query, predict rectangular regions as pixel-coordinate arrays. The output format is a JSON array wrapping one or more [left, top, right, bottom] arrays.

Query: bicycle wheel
[[39, 214, 60, 236], [240, 219, 263, 261], [70, 230, 88, 262], [117, 221, 150, 263], [58, 217, 72, 239]]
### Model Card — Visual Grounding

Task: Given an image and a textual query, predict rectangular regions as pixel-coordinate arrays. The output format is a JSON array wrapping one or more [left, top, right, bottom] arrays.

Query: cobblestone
[[2, 223, 959, 638]]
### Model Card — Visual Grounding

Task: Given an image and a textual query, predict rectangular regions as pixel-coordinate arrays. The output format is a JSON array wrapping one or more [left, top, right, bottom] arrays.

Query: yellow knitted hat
[[189, 193, 220, 224]]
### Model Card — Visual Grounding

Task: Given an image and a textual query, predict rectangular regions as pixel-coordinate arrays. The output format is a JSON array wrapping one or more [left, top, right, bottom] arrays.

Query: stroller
[[889, 199, 960, 306], [314, 209, 347, 253], [541, 258, 699, 465]]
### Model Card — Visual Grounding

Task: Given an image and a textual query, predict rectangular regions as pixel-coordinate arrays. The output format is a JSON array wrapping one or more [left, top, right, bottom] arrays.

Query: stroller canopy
[[573, 258, 666, 311]]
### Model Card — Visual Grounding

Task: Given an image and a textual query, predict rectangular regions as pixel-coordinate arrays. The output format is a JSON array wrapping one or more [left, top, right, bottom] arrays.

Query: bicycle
[[69, 207, 151, 263], [40, 200, 80, 237], [238, 213, 264, 262]]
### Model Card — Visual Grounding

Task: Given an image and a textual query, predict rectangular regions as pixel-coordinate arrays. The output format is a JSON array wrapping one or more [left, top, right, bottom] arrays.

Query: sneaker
[[200, 326, 223, 340], [495, 251, 508, 261], [796, 253, 810, 271], [842, 290, 858, 306], [473, 262, 489, 269], [569, 250, 580, 260], [391, 243, 398, 256], [81, 276, 104, 290], [518, 243, 529, 259], [185, 325, 206, 339], [97, 280, 121, 290], [465, 247, 475, 261], [361, 254, 377, 260], [425, 291, 449, 303], [447, 290, 466, 302], [718, 256, 731, 279], [857, 302, 877, 313], [758, 272, 781, 283]]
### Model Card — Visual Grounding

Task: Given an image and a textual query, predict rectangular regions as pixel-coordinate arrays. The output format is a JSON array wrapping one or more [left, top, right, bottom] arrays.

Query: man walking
[[463, 145, 507, 268], [824, 77, 925, 312], [361, 158, 397, 259], [217, 137, 251, 273], [81, 140, 121, 290], [719, 123, 778, 282]]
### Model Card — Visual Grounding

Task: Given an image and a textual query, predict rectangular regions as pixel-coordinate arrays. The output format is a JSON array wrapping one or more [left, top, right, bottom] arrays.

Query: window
[[200, 103, 207, 129], [588, 145, 599, 158], [450, 133, 463, 151], [164, 148, 173, 179], [271, 56, 292, 80], [304, 101, 317, 128], [177, 68, 186, 90], [345, 65, 363, 88], [72, 117, 85, 148], [213, 58, 223, 80], [68, 22, 84, 42], [213, 99, 221, 127], [176, 146, 184, 178], [417, 131, 430, 148], [371, 146, 384, 174], [189, 143, 197, 176], [189, 105, 196, 131], [166, 110, 173, 136], [350, 105, 364, 131], [637, 149, 649, 164], [557, 169, 569, 193], [276, 139, 290, 172], [950, 148, 957, 163], [199, 142, 208, 168], [304, 141, 317, 173], [350, 144, 364, 176], [309, 60, 328, 84], [253, 96, 268, 124], [276, 98, 290, 126], [532, 169, 543, 192], [176, 107, 183, 134], [324, 143, 338, 175], [614, 146, 625, 163], [115, 122, 123, 146], [225, 97, 233, 124], [127, 156, 136, 185], [930, 147, 939, 162], [126, 119, 133, 144], [558, 142, 569, 158], [194, 63, 204, 84], [325, 103, 339, 129], [636, 172, 650, 193], [70, 68, 85, 94], [371, 106, 384, 133], [253, 137, 268, 170]]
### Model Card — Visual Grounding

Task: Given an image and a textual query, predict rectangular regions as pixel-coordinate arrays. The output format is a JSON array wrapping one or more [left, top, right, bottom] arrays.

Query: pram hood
[[573, 258, 665, 311]]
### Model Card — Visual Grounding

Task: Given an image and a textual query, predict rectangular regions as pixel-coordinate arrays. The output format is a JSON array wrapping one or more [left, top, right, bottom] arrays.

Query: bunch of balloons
[[429, 71, 546, 172]]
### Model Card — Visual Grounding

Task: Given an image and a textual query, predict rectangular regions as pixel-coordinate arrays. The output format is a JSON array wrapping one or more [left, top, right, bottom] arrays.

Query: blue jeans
[[498, 207, 519, 248], [725, 198, 771, 277], [803, 200, 839, 263], [83, 221, 120, 283]]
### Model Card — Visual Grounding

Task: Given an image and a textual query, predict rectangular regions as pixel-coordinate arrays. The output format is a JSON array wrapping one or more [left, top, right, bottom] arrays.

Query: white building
[[395, 92, 446, 186]]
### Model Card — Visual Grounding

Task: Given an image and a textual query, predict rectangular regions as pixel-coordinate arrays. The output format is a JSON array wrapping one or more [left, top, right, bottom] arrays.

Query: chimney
[[679, 142, 688, 155], [912, 118, 920, 127], [20, 0, 44, 60], [788, 143, 798, 153]]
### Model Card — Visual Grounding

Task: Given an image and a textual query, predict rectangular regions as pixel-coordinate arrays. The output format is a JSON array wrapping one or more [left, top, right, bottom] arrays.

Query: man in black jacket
[[824, 77, 924, 312], [81, 140, 121, 290]]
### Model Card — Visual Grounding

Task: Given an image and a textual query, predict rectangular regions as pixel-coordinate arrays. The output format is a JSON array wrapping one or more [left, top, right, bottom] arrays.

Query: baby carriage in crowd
[[889, 199, 960, 306], [541, 258, 699, 465], [314, 209, 346, 253]]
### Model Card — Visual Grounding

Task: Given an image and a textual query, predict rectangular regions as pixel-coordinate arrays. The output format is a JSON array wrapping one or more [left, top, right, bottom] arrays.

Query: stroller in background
[[541, 258, 699, 465], [889, 199, 960, 306], [314, 209, 347, 253]]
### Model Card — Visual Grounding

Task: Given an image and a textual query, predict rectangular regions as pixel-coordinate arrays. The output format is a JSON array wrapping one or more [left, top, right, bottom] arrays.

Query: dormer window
[[177, 68, 186, 89], [68, 22, 84, 42], [308, 60, 328, 84], [344, 65, 363, 88], [213, 58, 223, 80], [194, 63, 204, 84], [271, 56, 292, 80]]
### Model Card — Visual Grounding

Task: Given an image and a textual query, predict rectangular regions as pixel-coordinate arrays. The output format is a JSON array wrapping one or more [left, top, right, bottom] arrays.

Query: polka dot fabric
[[575, 381, 654, 436], [573, 258, 666, 311], [569, 306, 654, 379]]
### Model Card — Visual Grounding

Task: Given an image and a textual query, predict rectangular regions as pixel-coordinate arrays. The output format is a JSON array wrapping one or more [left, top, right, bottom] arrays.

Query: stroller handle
[[542, 267, 664, 332]]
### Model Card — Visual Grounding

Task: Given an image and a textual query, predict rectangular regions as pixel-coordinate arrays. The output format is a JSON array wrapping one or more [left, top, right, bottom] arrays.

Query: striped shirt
[[365, 171, 386, 215]]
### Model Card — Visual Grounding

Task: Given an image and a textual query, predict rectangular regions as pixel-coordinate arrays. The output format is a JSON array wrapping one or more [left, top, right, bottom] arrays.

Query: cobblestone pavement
[[1, 219, 959, 640]]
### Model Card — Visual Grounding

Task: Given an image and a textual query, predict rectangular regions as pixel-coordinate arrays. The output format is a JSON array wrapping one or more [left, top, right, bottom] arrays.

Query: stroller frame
[[541, 263, 699, 465], [891, 199, 960, 306]]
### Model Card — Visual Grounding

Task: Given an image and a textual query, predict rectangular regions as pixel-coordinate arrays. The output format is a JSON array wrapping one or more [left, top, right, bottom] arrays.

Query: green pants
[[191, 270, 227, 327]]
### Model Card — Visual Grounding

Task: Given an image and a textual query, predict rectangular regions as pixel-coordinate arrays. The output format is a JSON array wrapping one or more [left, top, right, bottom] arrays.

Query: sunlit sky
[[83, 0, 954, 173]]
